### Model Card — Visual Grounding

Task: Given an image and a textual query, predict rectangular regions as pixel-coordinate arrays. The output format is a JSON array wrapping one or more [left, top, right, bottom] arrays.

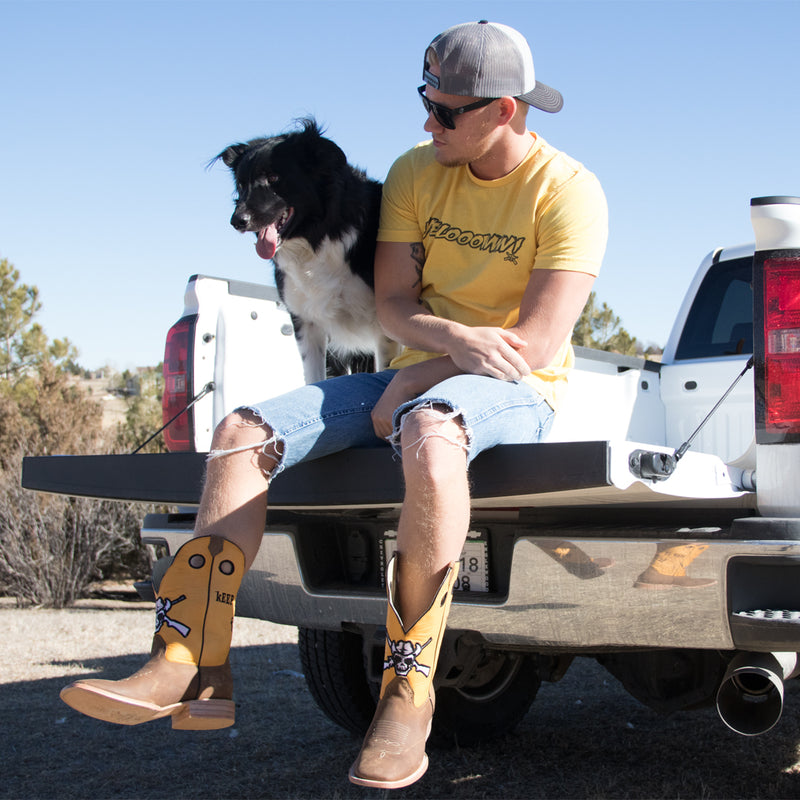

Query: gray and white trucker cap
[[423, 20, 563, 113]]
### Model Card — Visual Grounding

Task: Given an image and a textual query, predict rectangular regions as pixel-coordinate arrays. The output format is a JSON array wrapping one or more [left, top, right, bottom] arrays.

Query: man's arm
[[371, 245, 596, 438], [373, 240, 456, 353], [374, 240, 530, 381], [508, 267, 597, 370], [371, 240, 543, 439]]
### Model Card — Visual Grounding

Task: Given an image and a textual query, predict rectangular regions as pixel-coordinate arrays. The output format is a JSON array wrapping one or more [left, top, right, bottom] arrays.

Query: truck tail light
[[763, 259, 800, 434], [162, 314, 197, 452], [751, 196, 800, 442]]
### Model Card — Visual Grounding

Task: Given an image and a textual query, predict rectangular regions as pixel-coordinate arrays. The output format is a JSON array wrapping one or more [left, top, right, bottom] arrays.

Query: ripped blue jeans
[[207, 369, 554, 481]]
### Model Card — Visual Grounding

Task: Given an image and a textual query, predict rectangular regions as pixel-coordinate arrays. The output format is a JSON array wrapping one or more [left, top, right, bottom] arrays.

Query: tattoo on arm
[[410, 243, 425, 297]]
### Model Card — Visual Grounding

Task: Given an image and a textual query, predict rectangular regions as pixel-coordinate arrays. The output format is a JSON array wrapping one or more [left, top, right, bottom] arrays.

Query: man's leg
[[60, 371, 394, 729], [194, 409, 282, 567], [394, 407, 470, 623], [60, 410, 279, 728], [350, 407, 467, 789]]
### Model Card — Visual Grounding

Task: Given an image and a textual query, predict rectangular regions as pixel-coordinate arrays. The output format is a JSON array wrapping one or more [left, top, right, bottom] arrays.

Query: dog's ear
[[212, 144, 249, 169], [293, 123, 348, 172], [317, 137, 348, 171]]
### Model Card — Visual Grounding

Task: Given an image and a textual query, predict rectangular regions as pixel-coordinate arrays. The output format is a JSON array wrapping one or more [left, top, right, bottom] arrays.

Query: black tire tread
[[297, 627, 376, 736]]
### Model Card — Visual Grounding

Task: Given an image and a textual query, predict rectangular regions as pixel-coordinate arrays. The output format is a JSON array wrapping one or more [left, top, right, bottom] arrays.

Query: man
[[60, 20, 607, 791]]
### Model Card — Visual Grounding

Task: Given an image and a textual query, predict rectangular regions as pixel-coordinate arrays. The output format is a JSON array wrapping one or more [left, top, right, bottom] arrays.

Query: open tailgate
[[21, 440, 753, 511], [22, 442, 610, 509]]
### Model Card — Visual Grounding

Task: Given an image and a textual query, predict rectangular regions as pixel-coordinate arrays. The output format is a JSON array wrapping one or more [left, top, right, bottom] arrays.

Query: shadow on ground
[[2, 642, 800, 799]]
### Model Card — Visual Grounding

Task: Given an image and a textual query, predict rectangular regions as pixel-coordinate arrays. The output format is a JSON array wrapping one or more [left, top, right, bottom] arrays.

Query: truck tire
[[431, 651, 541, 747], [297, 627, 375, 736], [299, 629, 540, 747]]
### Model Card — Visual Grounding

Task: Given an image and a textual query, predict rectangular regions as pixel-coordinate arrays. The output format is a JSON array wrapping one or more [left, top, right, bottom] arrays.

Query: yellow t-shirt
[[377, 133, 608, 411]]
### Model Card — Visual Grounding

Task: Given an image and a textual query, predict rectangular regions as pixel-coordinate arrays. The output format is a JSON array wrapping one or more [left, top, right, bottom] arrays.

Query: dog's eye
[[267, 175, 279, 185]]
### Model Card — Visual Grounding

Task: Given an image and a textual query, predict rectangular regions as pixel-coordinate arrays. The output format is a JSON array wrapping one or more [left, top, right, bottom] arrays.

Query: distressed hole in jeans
[[391, 401, 471, 459], [206, 407, 285, 483]]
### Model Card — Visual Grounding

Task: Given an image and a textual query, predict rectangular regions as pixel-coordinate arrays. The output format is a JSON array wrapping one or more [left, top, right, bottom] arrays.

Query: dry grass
[[0, 469, 148, 608], [1, 596, 799, 799]]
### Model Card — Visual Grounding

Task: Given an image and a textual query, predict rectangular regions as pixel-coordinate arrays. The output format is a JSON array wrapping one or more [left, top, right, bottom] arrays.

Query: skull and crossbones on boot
[[384, 636, 433, 677]]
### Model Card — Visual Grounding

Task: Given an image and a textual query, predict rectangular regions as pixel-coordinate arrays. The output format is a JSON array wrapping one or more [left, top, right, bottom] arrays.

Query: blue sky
[[1, 0, 798, 370]]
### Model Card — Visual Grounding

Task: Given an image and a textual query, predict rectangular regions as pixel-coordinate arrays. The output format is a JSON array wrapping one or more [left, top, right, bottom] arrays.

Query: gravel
[[2, 594, 800, 799]]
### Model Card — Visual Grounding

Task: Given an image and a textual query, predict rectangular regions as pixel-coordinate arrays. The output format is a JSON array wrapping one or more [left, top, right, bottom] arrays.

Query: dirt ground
[[2, 593, 800, 800]]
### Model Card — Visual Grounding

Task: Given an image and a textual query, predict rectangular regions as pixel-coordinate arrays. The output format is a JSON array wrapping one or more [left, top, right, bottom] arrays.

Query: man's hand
[[369, 331, 529, 441], [371, 371, 417, 440], [446, 326, 530, 382]]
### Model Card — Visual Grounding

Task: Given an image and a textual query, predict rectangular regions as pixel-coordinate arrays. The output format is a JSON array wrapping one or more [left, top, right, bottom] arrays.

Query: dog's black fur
[[214, 118, 396, 382]]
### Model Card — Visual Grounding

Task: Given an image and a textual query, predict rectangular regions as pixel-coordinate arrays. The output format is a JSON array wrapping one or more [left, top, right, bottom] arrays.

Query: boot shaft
[[649, 543, 709, 577], [380, 555, 458, 704], [156, 536, 245, 666]]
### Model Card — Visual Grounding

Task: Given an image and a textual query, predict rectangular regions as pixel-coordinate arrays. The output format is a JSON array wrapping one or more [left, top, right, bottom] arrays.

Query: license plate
[[382, 531, 489, 592]]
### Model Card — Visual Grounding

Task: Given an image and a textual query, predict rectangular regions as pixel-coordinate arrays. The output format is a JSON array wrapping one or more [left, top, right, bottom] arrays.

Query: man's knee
[[399, 404, 469, 480], [207, 411, 285, 483], [212, 409, 274, 451]]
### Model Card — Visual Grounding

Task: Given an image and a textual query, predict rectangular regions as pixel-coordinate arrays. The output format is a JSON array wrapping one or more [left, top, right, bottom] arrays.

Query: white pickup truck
[[23, 196, 800, 745]]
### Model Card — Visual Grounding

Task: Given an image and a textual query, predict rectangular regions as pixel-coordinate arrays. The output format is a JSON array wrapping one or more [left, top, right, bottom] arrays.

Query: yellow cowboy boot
[[349, 554, 458, 789], [60, 535, 244, 729], [634, 543, 717, 589]]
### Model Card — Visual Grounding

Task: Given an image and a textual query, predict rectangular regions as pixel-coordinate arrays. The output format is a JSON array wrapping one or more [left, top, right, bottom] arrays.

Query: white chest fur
[[276, 230, 382, 355]]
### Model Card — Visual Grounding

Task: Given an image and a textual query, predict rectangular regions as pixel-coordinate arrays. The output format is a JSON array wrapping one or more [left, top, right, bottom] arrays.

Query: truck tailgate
[[21, 440, 754, 510]]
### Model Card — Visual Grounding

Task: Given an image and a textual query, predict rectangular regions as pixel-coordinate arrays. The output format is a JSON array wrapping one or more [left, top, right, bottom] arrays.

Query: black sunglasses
[[417, 85, 497, 130]]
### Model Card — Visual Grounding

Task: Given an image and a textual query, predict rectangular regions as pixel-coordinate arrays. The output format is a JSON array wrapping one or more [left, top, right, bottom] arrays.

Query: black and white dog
[[215, 118, 398, 383]]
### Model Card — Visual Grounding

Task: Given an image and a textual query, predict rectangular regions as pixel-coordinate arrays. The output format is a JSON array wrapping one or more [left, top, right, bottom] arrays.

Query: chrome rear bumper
[[144, 517, 800, 652]]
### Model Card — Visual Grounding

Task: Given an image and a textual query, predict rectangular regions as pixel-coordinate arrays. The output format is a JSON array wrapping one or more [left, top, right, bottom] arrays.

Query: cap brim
[[518, 80, 563, 113]]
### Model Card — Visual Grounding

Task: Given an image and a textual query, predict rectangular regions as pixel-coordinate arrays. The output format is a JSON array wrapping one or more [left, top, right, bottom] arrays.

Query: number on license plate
[[383, 532, 489, 592]]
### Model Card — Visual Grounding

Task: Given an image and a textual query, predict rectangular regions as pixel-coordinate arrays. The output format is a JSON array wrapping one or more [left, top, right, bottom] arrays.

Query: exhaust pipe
[[716, 651, 800, 735]]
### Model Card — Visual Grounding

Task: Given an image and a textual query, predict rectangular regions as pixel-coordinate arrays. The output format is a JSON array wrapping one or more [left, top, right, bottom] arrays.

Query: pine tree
[[572, 291, 639, 356], [0, 257, 149, 606], [0, 257, 78, 381]]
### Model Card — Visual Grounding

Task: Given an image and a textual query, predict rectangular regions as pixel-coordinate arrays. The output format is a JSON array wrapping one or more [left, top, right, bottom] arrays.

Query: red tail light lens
[[763, 258, 800, 435], [162, 315, 197, 452]]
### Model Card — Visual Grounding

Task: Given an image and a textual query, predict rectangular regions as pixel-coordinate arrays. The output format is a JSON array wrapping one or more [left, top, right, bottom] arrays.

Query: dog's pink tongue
[[255, 225, 279, 260]]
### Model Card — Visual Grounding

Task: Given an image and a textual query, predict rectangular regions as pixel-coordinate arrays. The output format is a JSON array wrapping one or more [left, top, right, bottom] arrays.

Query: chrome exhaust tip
[[716, 652, 799, 736]]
